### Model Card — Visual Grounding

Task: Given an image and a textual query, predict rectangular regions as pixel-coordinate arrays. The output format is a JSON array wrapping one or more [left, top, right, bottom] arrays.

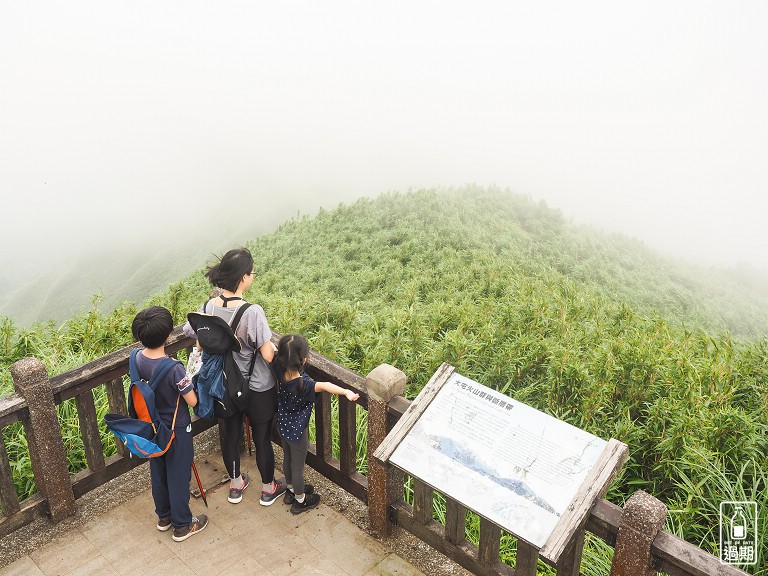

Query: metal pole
[[191, 462, 208, 507]]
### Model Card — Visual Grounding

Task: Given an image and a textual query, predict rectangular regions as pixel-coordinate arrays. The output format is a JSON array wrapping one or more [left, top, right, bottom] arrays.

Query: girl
[[274, 333, 360, 514], [183, 247, 285, 506]]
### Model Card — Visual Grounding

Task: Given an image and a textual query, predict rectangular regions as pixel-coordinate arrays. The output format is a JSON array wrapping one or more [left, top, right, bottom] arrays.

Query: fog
[[1, 1, 767, 317]]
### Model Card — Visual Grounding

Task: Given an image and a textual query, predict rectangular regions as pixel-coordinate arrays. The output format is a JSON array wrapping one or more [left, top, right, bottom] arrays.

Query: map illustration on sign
[[388, 371, 609, 549]]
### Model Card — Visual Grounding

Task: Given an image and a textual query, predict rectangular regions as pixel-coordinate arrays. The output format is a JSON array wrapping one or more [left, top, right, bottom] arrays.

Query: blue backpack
[[104, 349, 182, 458]]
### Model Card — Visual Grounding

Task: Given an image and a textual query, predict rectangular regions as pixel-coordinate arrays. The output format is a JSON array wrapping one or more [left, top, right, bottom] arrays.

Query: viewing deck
[[0, 438, 452, 576]]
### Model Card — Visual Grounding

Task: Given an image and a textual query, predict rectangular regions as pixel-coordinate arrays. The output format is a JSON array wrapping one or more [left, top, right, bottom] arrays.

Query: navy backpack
[[104, 349, 182, 458]]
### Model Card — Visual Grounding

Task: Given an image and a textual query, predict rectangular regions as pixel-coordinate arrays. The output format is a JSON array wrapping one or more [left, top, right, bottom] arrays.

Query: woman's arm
[[314, 381, 360, 401], [259, 340, 275, 363]]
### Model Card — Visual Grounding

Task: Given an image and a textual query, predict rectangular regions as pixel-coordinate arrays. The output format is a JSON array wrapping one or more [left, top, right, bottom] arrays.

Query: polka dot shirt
[[276, 372, 319, 443]]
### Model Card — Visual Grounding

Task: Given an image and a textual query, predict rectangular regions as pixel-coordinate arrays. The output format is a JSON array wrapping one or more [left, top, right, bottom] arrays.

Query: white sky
[[1, 1, 767, 274]]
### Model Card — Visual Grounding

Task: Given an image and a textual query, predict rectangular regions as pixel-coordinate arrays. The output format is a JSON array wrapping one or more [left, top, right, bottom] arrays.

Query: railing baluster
[[75, 390, 105, 472], [0, 434, 21, 516], [515, 541, 539, 576], [105, 377, 127, 414], [479, 517, 501, 565], [314, 391, 333, 462], [413, 479, 433, 524], [105, 377, 127, 456], [555, 530, 584, 576], [338, 396, 356, 476], [445, 497, 466, 545]]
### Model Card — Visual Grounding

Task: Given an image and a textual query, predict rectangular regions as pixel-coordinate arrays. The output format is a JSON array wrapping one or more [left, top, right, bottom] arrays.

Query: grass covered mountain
[[2, 187, 767, 573]]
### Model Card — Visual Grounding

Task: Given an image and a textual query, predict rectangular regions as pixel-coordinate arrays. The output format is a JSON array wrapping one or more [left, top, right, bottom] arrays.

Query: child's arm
[[176, 375, 198, 407], [182, 389, 198, 407], [314, 381, 360, 402]]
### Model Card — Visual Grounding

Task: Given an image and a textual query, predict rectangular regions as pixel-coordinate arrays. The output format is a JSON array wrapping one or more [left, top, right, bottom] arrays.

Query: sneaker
[[259, 478, 286, 506], [290, 493, 321, 515], [156, 516, 172, 531], [283, 484, 315, 505], [172, 515, 208, 542], [228, 472, 250, 504]]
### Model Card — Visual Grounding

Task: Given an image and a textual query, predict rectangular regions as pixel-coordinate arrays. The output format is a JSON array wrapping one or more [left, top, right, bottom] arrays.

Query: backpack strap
[[147, 357, 181, 392], [220, 295, 244, 308], [230, 303, 260, 379], [131, 349, 181, 390], [128, 349, 140, 382], [148, 357, 183, 431], [170, 393, 181, 430], [229, 302, 251, 330]]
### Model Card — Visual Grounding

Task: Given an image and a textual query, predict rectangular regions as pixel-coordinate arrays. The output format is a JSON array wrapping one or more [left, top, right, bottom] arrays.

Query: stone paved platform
[[0, 454, 428, 576]]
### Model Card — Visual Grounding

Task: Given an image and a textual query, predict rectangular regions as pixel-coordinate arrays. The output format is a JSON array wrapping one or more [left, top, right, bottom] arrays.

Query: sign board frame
[[373, 363, 628, 564]]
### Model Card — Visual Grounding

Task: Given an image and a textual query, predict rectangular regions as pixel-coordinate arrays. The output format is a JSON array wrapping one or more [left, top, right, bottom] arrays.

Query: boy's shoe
[[156, 516, 172, 531], [228, 472, 250, 504], [172, 515, 208, 542], [290, 493, 321, 515], [259, 479, 286, 506], [283, 484, 315, 505]]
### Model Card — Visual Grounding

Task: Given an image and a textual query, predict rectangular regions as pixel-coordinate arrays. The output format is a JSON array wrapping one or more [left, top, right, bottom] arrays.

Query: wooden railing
[[0, 327, 210, 536], [0, 328, 750, 576]]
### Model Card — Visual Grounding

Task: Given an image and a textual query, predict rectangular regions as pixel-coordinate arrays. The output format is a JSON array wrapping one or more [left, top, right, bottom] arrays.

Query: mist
[[2, 1, 767, 322]]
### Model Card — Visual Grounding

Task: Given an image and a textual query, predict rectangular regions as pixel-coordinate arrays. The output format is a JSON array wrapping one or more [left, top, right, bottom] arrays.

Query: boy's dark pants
[[150, 427, 193, 528]]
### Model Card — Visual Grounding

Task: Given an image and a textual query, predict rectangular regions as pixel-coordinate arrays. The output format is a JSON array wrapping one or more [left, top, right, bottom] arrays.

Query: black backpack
[[187, 302, 257, 418]]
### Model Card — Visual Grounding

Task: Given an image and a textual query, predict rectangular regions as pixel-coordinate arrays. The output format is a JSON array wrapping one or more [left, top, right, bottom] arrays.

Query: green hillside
[[1, 187, 766, 573]]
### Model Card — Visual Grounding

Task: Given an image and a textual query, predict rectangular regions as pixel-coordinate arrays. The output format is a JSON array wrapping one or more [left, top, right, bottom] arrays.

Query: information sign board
[[375, 365, 627, 563]]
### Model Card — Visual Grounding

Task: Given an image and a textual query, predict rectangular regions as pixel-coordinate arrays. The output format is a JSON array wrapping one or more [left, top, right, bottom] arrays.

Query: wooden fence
[[0, 328, 750, 576]]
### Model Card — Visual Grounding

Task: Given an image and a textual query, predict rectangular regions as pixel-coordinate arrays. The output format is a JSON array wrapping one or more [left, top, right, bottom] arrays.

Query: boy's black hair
[[206, 247, 254, 293], [276, 334, 310, 391], [132, 306, 174, 349]]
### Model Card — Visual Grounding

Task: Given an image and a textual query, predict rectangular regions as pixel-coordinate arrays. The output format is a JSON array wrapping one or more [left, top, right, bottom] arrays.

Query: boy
[[131, 306, 208, 541]]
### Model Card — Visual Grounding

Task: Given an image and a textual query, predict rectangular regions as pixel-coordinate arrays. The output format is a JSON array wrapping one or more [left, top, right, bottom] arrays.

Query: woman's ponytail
[[205, 248, 253, 292]]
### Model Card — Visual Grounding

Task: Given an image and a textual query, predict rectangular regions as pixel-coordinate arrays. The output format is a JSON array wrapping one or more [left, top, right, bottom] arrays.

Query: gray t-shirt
[[183, 300, 275, 393]]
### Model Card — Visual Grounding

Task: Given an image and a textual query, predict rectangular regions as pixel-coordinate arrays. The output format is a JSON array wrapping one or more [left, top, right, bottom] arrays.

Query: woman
[[183, 247, 285, 505]]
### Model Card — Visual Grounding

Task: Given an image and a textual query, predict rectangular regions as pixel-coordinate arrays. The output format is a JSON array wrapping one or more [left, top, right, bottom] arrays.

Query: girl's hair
[[205, 248, 253, 292], [276, 334, 310, 391]]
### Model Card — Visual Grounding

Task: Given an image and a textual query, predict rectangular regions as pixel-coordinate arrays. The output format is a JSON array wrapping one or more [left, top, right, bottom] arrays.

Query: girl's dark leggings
[[219, 392, 276, 484], [282, 428, 309, 495]]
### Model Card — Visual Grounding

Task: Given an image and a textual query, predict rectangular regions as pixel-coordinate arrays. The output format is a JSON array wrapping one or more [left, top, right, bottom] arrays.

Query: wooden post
[[105, 377, 128, 457], [556, 530, 585, 576], [516, 541, 540, 576], [610, 490, 668, 576], [366, 363, 406, 537], [412, 479, 434, 524], [75, 389, 106, 472], [445, 498, 466, 545], [338, 396, 357, 477], [11, 357, 77, 521], [479, 517, 501, 565]]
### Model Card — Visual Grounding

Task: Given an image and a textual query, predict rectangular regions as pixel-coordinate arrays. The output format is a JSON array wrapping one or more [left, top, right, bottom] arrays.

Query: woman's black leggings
[[219, 388, 276, 484]]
